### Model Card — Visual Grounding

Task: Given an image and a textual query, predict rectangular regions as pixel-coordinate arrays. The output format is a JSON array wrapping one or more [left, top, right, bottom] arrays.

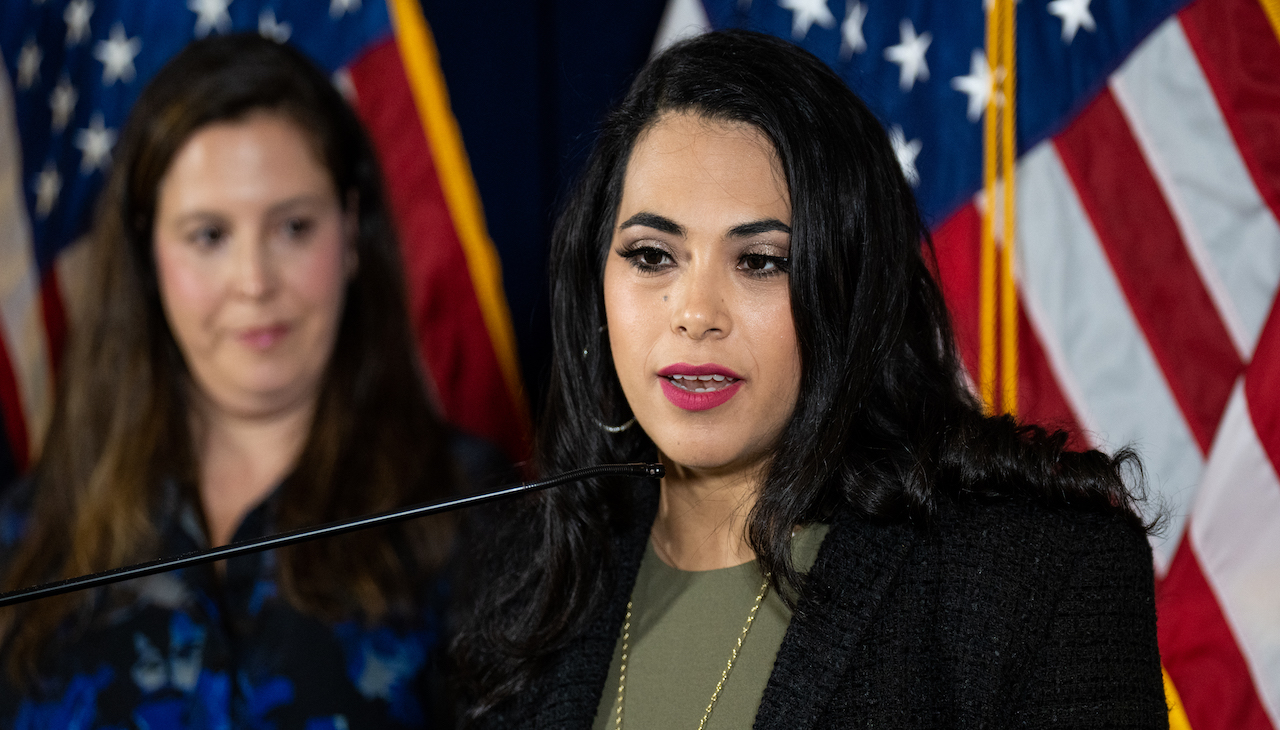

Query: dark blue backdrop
[[424, 1, 668, 416]]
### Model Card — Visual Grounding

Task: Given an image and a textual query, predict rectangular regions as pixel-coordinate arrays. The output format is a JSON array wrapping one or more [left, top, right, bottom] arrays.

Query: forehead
[[619, 112, 789, 223], [158, 112, 334, 208]]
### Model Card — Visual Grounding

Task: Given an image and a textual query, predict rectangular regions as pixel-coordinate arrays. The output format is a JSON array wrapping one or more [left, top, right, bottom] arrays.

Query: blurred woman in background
[[0, 34, 465, 728], [457, 30, 1165, 729]]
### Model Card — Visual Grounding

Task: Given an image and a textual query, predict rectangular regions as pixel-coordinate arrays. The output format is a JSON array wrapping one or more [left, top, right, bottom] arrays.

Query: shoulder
[[818, 487, 1151, 585], [768, 490, 1163, 725], [908, 492, 1164, 723], [807, 488, 1157, 673], [923, 490, 1152, 581]]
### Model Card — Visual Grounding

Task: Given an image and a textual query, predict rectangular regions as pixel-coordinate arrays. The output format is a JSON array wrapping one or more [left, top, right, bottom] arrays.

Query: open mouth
[[664, 373, 740, 393]]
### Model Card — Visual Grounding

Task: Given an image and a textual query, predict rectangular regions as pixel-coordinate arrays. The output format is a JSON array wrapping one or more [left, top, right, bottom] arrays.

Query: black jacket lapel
[[753, 511, 917, 730]]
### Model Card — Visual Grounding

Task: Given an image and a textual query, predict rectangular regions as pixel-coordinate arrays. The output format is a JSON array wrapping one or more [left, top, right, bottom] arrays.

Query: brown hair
[[0, 34, 457, 679]]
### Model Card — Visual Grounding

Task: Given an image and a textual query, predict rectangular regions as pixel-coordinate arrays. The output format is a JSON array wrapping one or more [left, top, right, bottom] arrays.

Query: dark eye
[[622, 245, 675, 273], [283, 217, 313, 238], [740, 253, 788, 276], [640, 249, 668, 266], [190, 226, 224, 249]]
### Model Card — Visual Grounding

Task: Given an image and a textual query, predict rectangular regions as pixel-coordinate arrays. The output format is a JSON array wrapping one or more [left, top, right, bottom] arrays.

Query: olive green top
[[593, 524, 830, 730]]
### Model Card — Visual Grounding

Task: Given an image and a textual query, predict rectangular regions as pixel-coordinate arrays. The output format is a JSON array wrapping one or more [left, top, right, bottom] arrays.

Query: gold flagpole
[[999, 0, 1018, 417], [980, 0, 1000, 414]]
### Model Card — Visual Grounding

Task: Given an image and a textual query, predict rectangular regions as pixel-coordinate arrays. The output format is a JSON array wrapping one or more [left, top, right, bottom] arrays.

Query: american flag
[[658, 0, 1280, 726], [0, 0, 532, 481]]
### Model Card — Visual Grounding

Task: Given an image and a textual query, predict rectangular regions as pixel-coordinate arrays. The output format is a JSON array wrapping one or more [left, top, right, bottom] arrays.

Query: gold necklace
[[613, 571, 772, 730]]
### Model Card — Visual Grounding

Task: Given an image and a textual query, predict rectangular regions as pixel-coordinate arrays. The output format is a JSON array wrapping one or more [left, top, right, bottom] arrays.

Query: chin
[[237, 364, 313, 395], [209, 377, 311, 415], [655, 439, 767, 476]]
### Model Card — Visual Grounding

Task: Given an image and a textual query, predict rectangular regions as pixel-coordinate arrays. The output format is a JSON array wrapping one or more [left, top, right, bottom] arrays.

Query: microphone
[[0, 462, 664, 608]]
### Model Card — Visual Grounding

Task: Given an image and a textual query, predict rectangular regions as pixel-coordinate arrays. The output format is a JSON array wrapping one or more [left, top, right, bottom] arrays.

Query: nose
[[671, 263, 731, 340], [230, 234, 277, 300]]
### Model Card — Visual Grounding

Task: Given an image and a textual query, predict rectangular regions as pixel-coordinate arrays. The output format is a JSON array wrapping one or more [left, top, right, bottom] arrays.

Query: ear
[[343, 190, 360, 278]]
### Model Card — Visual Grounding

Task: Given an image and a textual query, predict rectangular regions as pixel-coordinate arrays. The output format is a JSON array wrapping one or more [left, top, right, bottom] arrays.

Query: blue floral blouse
[[0, 481, 449, 730]]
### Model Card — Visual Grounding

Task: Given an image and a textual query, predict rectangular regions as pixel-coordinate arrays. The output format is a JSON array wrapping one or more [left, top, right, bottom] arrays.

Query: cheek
[[602, 260, 655, 382], [746, 292, 802, 399], [285, 233, 351, 313], [153, 239, 221, 333]]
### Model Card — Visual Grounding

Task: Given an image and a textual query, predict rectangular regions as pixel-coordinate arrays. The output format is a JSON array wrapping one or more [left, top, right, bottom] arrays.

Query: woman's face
[[604, 112, 801, 475], [153, 112, 356, 419]]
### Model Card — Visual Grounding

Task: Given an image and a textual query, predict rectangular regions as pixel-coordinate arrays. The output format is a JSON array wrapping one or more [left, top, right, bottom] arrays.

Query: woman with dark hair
[[456, 29, 1166, 728], [0, 34, 468, 727]]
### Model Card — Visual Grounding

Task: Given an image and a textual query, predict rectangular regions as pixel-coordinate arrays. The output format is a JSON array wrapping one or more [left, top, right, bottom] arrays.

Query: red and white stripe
[[1017, 140, 1205, 570], [1110, 19, 1280, 360], [928, 0, 1280, 722], [1009, 1, 1280, 725], [0, 57, 55, 470]]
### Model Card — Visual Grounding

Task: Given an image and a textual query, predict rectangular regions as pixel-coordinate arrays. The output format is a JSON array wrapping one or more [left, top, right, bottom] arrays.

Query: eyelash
[[282, 217, 314, 239], [618, 244, 790, 278], [188, 226, 224, 249], [182, 216, 315, 249], [620, 245, 674, 273], [739, 253, 790, 277]]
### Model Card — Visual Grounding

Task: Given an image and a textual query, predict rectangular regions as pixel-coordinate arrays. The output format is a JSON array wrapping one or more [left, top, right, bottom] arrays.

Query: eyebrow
[[265, 193, 332, 217], [168, 194, 331, 227], [727, 219, 791, 237], [617, 212, 791, 238], [618, 212, 684, 236]]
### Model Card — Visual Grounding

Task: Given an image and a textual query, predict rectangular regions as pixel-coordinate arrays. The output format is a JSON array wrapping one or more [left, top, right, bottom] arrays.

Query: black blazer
[[480, 484, 1168, 729]]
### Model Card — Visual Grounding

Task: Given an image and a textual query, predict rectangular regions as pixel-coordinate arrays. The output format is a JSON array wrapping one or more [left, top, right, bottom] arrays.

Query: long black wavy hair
[[454, 29, 1146, 717]]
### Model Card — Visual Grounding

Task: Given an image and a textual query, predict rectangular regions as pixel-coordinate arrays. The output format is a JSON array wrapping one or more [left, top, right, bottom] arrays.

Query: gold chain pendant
[[614, 572, 772, 730]]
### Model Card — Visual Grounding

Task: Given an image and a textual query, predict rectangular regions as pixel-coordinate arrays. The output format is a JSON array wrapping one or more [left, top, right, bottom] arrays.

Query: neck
[[650, 455, 764, 571], [191, 393, 315, 547]]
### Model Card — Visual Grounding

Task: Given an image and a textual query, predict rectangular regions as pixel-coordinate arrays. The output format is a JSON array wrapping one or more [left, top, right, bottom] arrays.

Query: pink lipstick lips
[[238, 324, 289, 351], [657, 363, 744, 411]]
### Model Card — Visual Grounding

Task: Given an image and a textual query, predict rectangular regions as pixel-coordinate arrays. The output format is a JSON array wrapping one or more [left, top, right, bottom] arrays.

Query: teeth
[[666, 372, 738, 389], [669, 373, 733, 381]]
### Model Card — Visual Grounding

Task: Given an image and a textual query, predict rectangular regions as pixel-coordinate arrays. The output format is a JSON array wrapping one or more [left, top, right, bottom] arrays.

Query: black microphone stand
[[0, 462, 664, 608]]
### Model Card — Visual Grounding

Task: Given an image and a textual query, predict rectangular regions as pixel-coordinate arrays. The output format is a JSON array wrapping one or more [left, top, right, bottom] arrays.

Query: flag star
[[74, 113, 116, 173], [840, 1, 868, 59], [17, 39, 42, 90], [1047, 0, 1095, 44], [50, 76, 78, 133], [189, 0, 232, 38], [258, 9, 292, 43], [64, 0, 94, 46], [329, 0, 360, 18], [778, 0, 835, 40], [35, 162, 62, 218], [884, 19, 931, 91], [94, 23, 142, 85], [332, 68, 357, 102], [951, 50, 993, 122], [889, 124, 921, 186]]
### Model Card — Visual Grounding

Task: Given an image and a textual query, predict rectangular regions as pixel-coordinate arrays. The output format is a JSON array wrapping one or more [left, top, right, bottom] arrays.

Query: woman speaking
[[0, 35, 466, 727], [456, 30, 1166, 729]]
